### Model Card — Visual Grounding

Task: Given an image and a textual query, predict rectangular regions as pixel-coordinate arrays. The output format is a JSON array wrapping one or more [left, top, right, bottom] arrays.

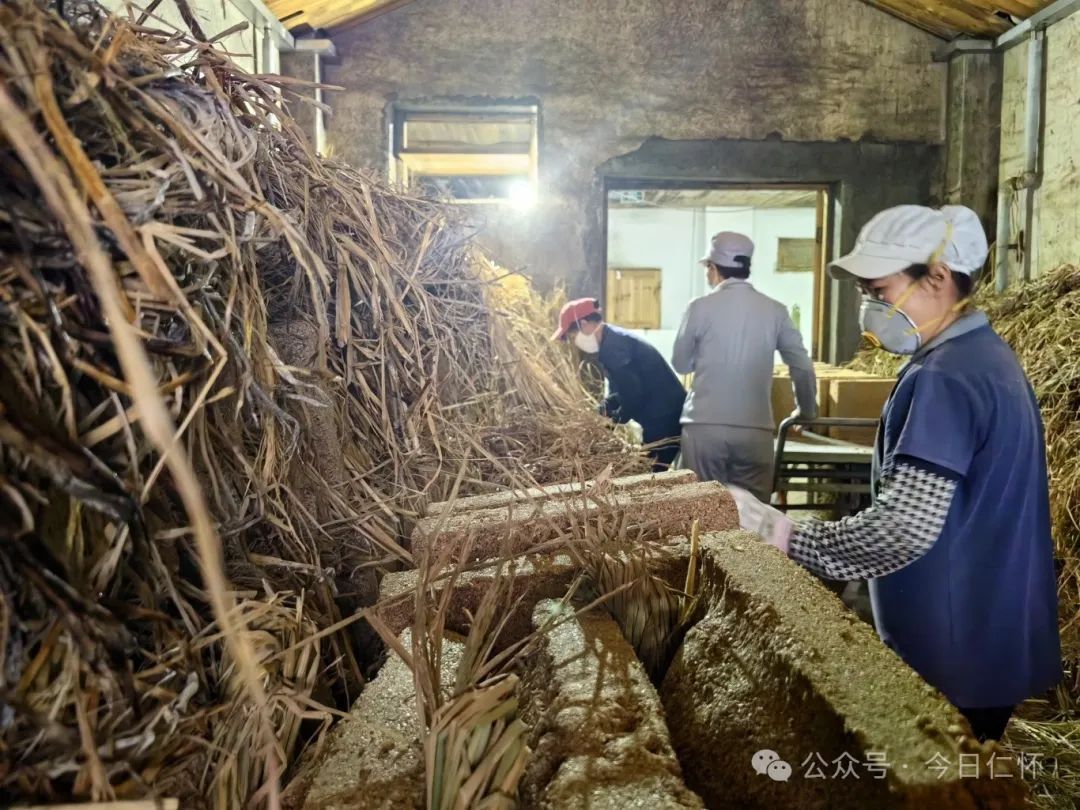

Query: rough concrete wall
[[999, 14, 1080, 283], [944, 51, 1002, 232], [324, 0, 945, 296], [280, 51, 322, 152]]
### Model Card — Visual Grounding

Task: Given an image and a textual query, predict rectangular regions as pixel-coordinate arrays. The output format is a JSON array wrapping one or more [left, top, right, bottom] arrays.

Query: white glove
[[726, 485, 793, 553]]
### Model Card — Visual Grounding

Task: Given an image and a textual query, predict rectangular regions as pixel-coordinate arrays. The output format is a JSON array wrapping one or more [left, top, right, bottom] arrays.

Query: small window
[[390, 105, 538, 206], [776, 237, 816, 273]]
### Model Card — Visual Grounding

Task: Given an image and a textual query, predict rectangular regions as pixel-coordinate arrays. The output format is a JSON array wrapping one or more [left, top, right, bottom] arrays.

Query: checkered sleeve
[[787, 460, 957, 581]]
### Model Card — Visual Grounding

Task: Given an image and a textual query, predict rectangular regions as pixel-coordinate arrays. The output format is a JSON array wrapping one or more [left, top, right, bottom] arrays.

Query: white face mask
[[859, 297, 922, 355], [573, 331, 600, 354]]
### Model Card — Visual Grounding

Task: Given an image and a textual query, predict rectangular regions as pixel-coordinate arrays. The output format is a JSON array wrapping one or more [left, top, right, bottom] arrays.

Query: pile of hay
[[0, 1, 645, 806], [475, 256, 647, 488], [977, 267, 1080, 810], [845, 345, 906, 378]]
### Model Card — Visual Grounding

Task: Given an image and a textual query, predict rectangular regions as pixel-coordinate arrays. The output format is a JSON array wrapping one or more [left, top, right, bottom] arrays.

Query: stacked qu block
[[411, 469, 735, 562], [306, 470, 1026, 809]]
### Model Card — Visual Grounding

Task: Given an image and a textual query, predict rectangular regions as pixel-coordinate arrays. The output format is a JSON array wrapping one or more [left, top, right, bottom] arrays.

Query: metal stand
[[772, 415, 879, 518], [773, 415, 880, 626]]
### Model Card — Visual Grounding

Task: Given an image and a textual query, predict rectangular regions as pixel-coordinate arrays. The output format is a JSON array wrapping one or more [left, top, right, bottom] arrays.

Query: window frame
[[389, 103, 539, 205]]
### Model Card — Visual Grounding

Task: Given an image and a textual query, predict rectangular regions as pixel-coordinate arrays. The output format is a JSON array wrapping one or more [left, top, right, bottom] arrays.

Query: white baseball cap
[[701, 231, 754, 268], [830, 204, 988, 280]]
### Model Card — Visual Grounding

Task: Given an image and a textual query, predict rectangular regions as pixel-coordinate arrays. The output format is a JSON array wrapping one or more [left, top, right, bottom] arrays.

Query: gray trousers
[[681, 423, 774, 503]]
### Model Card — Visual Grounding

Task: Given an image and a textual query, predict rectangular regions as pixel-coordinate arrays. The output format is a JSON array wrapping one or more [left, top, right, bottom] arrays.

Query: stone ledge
[[377, 541, 698, 653], [377, 554, 581, 651], [302, 630, 456, 810], [424, 469, 697, 516]]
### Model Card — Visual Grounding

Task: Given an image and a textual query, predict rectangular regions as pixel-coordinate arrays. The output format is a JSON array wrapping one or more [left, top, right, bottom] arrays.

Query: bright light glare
[[507, 179, 537, 211]]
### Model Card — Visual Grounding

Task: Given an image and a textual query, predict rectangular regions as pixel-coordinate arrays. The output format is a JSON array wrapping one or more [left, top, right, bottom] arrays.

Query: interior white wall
[[607, 204, 818, 367], [606, 207, 695, 366]]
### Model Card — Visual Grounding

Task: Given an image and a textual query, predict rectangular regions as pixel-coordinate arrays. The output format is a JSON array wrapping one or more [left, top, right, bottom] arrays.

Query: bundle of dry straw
[[0, 1, 645, 805]]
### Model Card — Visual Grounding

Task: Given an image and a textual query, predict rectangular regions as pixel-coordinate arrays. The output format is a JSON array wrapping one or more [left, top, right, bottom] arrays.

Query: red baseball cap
[[551, 297, 602, 341]]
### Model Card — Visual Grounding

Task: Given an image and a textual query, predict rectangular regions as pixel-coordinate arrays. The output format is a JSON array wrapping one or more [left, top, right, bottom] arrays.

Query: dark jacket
[[597, 325, 686, 429]]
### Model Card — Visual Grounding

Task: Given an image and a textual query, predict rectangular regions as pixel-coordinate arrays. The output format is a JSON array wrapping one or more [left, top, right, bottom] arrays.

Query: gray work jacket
[[672, 279, 817, 430]]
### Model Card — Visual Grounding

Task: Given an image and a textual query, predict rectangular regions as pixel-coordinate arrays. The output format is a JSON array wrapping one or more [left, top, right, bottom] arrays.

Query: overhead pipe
[[933, 5, 1061, 292], [1018, 30, 1045, 286], [1023, 30, 1045, 184], [995, 187, 1010, 293], [232, 0, 295, 51], [997, 0, 1080, 49]]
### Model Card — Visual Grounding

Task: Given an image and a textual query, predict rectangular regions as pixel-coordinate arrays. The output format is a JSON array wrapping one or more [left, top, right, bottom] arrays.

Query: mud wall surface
[[324, 0, 945, 361]]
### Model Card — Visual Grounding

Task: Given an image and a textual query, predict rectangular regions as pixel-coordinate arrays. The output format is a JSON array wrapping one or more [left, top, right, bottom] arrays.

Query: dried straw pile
[[975, 267, 1080, 810], [476, 257, 647, 489], [0, 1, 644, 805], [844, 345, 905, 378]]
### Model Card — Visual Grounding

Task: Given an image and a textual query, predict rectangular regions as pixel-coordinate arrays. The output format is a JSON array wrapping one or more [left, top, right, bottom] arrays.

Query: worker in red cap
[[552, 298, 686, 471]]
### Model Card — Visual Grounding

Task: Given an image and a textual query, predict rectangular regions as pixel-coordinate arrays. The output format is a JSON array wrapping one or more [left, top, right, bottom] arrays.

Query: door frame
[[601, 179, 836, 360]]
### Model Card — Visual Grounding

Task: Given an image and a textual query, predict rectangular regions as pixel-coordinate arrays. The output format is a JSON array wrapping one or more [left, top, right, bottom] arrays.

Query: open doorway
[[604, 185, 831, 365]]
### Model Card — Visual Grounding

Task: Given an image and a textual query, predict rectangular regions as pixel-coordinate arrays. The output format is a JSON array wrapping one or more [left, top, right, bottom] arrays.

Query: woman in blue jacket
[[552, 298, 686, 471], [733, 204, 1061, 742]]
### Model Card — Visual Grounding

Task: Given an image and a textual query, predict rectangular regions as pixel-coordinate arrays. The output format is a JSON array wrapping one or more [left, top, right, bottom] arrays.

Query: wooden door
[[606, 267, 662, 329]]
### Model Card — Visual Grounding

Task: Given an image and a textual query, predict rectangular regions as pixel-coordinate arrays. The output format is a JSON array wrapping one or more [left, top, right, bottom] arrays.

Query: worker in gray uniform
[[672, 231, 817, 502]]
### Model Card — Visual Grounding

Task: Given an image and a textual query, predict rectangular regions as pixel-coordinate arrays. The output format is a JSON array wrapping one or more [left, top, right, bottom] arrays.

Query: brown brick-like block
[[377, 554, 581, 650], [303, 629, 458, 810], [660, 531, 1027, 809], [412, 480, 738, 563], [376, 541, 697, 654], [424, 469, 697, 517], [827, 377, 896, 445], [518, 600, 704, 809]]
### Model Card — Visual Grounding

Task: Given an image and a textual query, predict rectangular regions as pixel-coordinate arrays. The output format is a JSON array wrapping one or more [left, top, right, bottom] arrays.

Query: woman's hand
[[726, 485, 794, 553]]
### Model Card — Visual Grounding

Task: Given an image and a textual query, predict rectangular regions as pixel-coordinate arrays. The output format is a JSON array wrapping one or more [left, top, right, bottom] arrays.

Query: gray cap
[[701, 231, 754, 268]]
